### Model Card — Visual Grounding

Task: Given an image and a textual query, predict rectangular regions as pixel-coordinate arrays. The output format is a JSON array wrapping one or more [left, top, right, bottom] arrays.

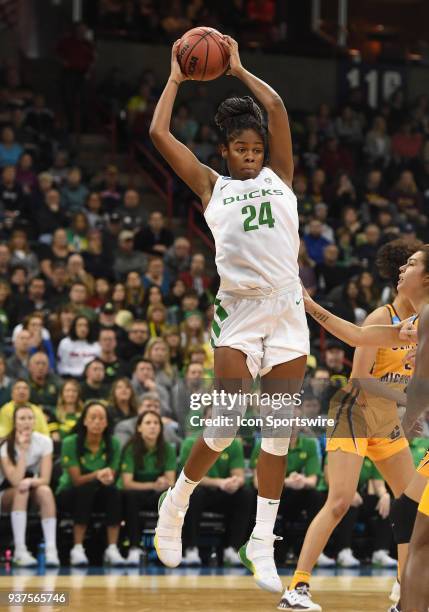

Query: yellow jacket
[[0, 401, 49, 438]]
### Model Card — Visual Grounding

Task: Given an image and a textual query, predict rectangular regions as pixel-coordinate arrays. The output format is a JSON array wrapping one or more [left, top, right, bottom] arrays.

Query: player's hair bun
[[215, 96, 263, 138]]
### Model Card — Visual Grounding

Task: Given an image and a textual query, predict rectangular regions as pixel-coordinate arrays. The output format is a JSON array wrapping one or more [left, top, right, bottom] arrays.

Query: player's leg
[[278, 449, 364, 611], [155, 346, 251, 568], [401, 483, 429, 612], [240, 356, 306, 593]]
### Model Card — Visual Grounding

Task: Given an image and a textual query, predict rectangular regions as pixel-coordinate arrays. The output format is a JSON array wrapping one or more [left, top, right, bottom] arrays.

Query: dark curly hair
[[376, 238, 424, 287], [214, 96, 266, 145]]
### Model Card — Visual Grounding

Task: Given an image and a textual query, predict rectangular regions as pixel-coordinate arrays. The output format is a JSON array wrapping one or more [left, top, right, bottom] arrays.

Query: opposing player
[[149, 36, 309, 592], [278, 240, 423, 612]]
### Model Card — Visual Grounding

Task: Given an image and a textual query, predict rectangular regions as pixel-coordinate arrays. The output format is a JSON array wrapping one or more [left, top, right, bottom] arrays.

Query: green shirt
[[56, 433, 121, 493], [179, 436, 244, 479], [409, 438, 429, 467], [28, 375, 61, 415], [250, 436, 322, 478], [120, 442, 177, 483]]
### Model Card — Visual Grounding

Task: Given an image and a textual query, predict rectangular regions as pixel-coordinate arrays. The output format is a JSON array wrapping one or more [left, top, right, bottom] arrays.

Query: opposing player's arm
[[403, 305, 429, 431], [352, 307, 408, 405], [304, 296, 411, 348], [149, 42, 218, 207], [224, 37, 293, 187]]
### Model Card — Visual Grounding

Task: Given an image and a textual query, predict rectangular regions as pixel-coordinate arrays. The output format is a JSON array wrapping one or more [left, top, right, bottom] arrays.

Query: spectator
[[131, 358, 170, 417], [144, 337, 176, 393], [364, 116, 391, 167], [66, 253, 95, 295], [335, 106, 362, 147], [113, 230, 147, 281], [320, 137, 354, 180], [118, 319, 150, 363], [118, 189, 147, 229], [0, 354, 12, 405], [9, 228, 39, 278], [21, 313, 56, 370], [360, 169, 392, 223], [66, 212, 89, 252], [0, 278, 14, 335], [84, 230, 112, 280], [48, 151, 70, 188], [114, 392, 163, 448], [81, 359, 109, 402], [108, 377, 138, 425], [0, 405, 59, 566], [56, 379, 83, 440], [84, 192, 104, 229], [163, 237, 191, 279], [68, 282, 95, 320], [322, 339, 351, 381], [6, 329, 31, 379], [135, 211, 174, 256], [333, 279, 368, 326], [311, 202, 335, 243], [61, 167, 89, 214], [125, 270, 145, 315], [37, 189, 68, 239], [16, 152, 37, 195], [95, 164, 124, 210], [147, 304, 167, 337], [57, 315, 100, 378], [143, 256, 170, 296], [0, 244, 11, 279], [355, 224, 381, 270], [39, 228, 73, 279], [298, 240, 317, 297], [171, 362, 207, 436], [357, 271, 380, 311], [316, 245, 351, 295], [0, 165, 27, 228], [0, 379, 49, 438], [391, 121, 423, 163], [45, 262, 69, 308], [304, 219, 332, 265], [121, 410, 176, 565], [15, 276, 48, 320], [27, 351, 61, 421], [179, 253, 211, 296], [0, 126, 23, 168], [390, 170, 424, 225], [98, 327, 123, 382], [56, 401, 125, 566]]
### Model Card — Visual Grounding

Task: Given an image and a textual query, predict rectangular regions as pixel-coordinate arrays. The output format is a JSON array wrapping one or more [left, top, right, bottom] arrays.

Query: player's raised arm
[[303, 293, 414, 348], [223, 36, 293, 187], [403, 306, 429, 432], [149, 41, 218, 207]]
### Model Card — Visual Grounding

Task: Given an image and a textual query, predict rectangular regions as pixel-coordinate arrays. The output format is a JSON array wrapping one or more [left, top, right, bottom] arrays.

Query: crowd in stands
[[1, 17, 429, 569]]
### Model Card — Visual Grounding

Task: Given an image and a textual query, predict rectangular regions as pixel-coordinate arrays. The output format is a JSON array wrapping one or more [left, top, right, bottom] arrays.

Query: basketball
[[177, 27, 230, 81]]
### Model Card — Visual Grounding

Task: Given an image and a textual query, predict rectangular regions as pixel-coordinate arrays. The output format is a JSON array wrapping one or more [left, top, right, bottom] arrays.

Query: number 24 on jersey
[[242, 201, 275, 232]]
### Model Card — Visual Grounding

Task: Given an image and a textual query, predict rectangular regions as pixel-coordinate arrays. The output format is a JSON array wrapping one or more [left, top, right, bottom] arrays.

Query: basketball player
[[278, 240, 424, 611], [149, 36, 309, 592]]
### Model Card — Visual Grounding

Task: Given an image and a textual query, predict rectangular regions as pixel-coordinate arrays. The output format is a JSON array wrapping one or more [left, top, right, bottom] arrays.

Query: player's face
[[223, 129, 264, 180], [398, 251, 429, 298]]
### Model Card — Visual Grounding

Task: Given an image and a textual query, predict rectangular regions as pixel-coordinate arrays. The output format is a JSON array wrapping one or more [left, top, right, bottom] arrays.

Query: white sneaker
[[372, 549, 398, 568], [337, 547, 360, 567], [239, 533, 283, 593], [223, 546, 241, 566], [154, 487, 187, 568], [103, 544, 126, 566], [278, 584, 322, 611], [182, 547, 202, 566], [389, 578, 400, 603], [45, 547, 60, 567], [316, 552, 336, 567], [126, 547, 141, 566], [13, 547, 37, 567], [70, 544, 89, 566]]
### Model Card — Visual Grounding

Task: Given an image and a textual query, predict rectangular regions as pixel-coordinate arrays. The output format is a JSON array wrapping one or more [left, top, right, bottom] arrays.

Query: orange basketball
[[177, 27, 230, 81]]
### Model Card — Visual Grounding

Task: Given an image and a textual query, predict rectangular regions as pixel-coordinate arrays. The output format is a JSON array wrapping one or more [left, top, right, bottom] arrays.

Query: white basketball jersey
[[204, 167, 300, 293]]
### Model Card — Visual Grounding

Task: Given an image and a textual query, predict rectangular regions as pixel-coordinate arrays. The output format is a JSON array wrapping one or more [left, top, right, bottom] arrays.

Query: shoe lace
[[295, 584, 312, 599]]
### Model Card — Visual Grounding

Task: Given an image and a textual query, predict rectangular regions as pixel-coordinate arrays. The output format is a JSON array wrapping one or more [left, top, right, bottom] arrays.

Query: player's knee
[[330, 496, 351, 521], [261, 438, 290, 456], [203, 436, 235, 453], [390, 494, 418, 544]]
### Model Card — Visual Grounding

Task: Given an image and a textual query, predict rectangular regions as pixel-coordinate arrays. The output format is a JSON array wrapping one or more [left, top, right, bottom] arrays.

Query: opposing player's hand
[[398, 318, 418, 343], [376, 492, 391, 519], [351, 491, 363, 507], [222, 36, 244, 77], [170, 40, 188, 84]]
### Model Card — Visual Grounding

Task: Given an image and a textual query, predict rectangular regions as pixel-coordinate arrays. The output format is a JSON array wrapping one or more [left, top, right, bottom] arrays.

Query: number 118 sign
[[339, 60, 406, 108]]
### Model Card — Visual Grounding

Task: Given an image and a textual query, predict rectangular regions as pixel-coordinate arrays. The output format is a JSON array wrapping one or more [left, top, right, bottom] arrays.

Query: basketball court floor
[[0, 567, 397, 611]]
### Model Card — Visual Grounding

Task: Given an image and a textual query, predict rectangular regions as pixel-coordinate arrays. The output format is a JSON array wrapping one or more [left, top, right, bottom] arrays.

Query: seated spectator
[[171, 362, 208, 437], [21, 313, 56, 370], [304, 219, 332, 265], [0, 354, 12, 406], [355, 224, 381, 270], [181, 311, 210, 357], [164, 237, 191, 279], [322, 339, 351, 382], [131, 358, 170, 413], [121, 410, 176, 565], [10, 265, 28, 300], [142, 285, 164, 317], [181, 423, 253, 566], [391, 121, 423, 162], [171, 103, 198, 143], [98, 327, 123, 383], [57, 315, 100, 378], [96, 300, 126, 342], [251, 416, 322, 557], [108, 377, 138, 425], [48, 304, 78, 349], [0, 126, 23, 168], [66, 212, 89, 252], [0, 279, 14, 336], [179, 253, 211, 296], [39, 228, 73, 280], [319, 137, 354, 180], [45, 262, 69, 308], [37, 189, 68, 240], [146, 304, 167, 338], [61, 167, 89, 214], [165, 279, 187, 324], [27, 351, 61, 422], [144, 337, 176, 393], [6, 329, 31, 379], [316, 245, 351, 295], [84, 192, 104, 229], [0, 405, 59, 566], [24, 93, 55, 144], [14, 276, 48, 322], [163, 326, 184, 371], [68, 282, 96, 320], [311, 202, 335, 243], [56, 401, 125, 566], [114, 392, 160, 448], [359, 169, 392, 223], [118, 319, 150, 363], [88, 276, 111, 309], [357, 270, 380, 311], [124, 270, 145, 316], [332, 279, 368, 326], [364, 116, 391, 167], [117, 189, 147, 229], [143, 256, 171, 296], [135, 211, 174, 256], [9, 228, 39, 279], [390, 170, 424, 225], [0, 244, 12, 280], [335, 106, 362, 147], [32, 171, 54, 209], [66, 253, 94, 295], [113, 230, 148, 281], [94, 164, 124, 210], [16, 152, 37, 195], [81, 359, 109, 402], [0, 167, 27, 230], [55, 379, 83, 440], [0, 379, 49, 439]]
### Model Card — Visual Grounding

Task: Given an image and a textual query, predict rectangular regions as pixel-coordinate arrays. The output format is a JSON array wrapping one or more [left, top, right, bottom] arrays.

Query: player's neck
[[392, 294, 415, 319]]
